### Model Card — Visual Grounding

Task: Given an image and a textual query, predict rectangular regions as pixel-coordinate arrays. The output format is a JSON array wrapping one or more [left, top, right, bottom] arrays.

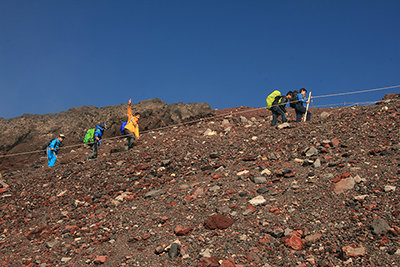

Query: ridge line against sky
[[1, 0, 399, 119]]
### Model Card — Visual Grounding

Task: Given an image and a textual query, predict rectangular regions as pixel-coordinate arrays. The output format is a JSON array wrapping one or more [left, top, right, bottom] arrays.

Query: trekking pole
[[303, 92, 311, 122]]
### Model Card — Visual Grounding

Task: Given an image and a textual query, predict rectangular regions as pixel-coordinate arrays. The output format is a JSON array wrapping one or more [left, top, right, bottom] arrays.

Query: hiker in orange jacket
[[124, 99, 140, 151]]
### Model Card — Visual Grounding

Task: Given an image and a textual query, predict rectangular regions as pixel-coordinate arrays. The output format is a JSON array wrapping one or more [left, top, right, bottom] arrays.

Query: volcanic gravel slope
[[0, 100, 399, 267]]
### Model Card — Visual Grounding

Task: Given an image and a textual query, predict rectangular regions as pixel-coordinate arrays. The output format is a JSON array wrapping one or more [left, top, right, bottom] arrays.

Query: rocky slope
[[0, 94, 399, 267], [0, 98, 213, 171]]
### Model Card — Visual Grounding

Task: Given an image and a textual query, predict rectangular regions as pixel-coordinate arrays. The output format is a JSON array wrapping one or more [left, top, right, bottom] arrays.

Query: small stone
[[253, 177, 267, 184], [93, 255, 106, 264], [371, 217, 390, 235], [340, 245, 366, 259], [237, 170, 249, 176], [260, 168, 272, 176], [199, 248, 212, 258], [333, 176, 354, 195], [354, 195, 368, 201], [46, 240, 59, 248], [320, 112, 330, 120], [313, 158, 321, 168], [304, 233, 322, 244], [331, 138, 339, 147], [277, 122, 290, 129], [209, 185, 220, 192], [204, 129, 217, 136], [161, 159, 171, 166], [204, 214, 234, 230], [281, 230, 304, 250], [174, 226, 193, 236], [61, 257, 72, 263], [248, 195, 266, 206], [155, 245, 166, 255], [306, 147, 318, 157], [384, 185, 396, 192], [256, 187, 268, 194], [168, 243, 179, 258], [144, 189, 164, 198]]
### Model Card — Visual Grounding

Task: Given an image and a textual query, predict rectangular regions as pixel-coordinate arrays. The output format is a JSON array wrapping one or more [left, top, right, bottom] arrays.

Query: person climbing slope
[[123, 99, 140, 151], [47, 134, 65, 168]]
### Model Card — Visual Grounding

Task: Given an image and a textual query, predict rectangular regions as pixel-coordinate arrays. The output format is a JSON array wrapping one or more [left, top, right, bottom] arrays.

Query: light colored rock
[[354, 195, 368, 201], [294, 158, 304, 163], [115, 192, 132, 201], [306, 147, 318, 157], [277, 122, 290, 129], [222, 119, 230, 125], [384, 185, 396, 192], [237, 170, 249, 176], [313, 158, 321, 168], [261, 168, 272, 176], [61, 257, 72, 263], [204, 129, 217, 136], [354, 174, 366, 183], [249, 195, 266, 206], [333, 177, 355, 195], [342, 246, 366, 258], [200, 248, 211, 258], [320, 112, 330, 120]]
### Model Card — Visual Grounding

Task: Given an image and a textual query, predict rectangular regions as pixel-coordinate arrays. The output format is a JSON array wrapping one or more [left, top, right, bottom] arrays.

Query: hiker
[[87, 123, 106, 159], [47, 134, 65, 168], [270, 91, 294, 126], [295, 88, 311, 122], [123, 99, 140, 151]]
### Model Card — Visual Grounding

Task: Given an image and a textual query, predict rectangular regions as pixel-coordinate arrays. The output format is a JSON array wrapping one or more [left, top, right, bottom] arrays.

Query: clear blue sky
[[1, 0, 399, 119]]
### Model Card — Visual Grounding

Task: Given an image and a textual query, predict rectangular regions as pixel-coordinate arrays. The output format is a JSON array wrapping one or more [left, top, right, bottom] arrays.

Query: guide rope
[[0, 85, 399, 159]]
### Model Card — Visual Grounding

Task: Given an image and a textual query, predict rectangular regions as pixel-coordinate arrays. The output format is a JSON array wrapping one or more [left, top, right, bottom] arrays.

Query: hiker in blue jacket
[[87, 123, 106, 159], [47, 134, 65, 168], [295, 88, 311, 122]]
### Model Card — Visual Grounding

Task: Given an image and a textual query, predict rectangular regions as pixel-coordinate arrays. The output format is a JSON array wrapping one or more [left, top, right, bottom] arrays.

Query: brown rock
[[331, 138, 339, 147], [281, 230, 305, 250], [304, 233, 322, 244], [340, 245, 366, 259], [198, 256, 220, 267], [174, 226, 193, 236], [333, 177, 355, 194], [204, 214, 234, 230], [93, 255, 107, 264]]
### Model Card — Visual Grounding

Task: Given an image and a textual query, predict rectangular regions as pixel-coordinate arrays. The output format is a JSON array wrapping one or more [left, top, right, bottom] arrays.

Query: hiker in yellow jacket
[[124, 99, 140, 151]]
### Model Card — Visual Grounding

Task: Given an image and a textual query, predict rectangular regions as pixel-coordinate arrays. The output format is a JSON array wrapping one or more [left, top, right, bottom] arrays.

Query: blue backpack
[[120, 121, 127, 135]]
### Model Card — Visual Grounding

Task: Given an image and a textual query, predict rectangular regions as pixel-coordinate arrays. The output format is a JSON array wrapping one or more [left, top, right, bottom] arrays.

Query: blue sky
[[1, 0, 399, 119]]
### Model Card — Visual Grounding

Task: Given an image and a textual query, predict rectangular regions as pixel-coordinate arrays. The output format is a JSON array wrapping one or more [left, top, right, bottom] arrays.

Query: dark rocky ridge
[[0, 98, 213, 171], [0, 94, 399, 266]]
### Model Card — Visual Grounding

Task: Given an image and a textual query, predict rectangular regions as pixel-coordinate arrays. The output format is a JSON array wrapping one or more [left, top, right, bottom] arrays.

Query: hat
[[59, 134, 65, 138], [99, 123, 107, 129]]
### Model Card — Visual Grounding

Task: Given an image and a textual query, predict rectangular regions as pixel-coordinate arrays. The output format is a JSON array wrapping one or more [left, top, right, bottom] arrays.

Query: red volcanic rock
[[204, 214, 234, 230], [198, 257, 220, 267], [332, 172, 350, 183], [174, 226, 193, 236], [281, 230, 305, 250], [93, 255, 107, 264]]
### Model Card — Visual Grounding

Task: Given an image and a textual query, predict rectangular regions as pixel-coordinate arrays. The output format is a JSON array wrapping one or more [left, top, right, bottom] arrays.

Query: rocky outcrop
[[0, 98, 213, 171]]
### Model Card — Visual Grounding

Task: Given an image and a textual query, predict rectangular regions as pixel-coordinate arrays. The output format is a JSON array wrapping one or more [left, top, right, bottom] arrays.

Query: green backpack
[[266, 90, 281, 110], [83, 128, 95, 144]]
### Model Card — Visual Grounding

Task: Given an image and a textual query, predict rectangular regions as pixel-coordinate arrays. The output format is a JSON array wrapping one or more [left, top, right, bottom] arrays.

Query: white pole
[[303, 92, 311, 122]]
